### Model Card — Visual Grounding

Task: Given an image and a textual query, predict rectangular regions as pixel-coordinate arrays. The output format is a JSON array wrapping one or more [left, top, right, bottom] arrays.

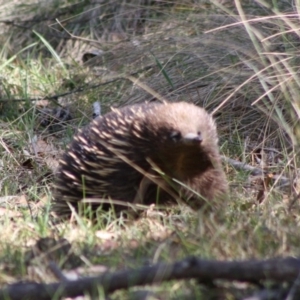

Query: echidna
[[52, 101, 228, 217]]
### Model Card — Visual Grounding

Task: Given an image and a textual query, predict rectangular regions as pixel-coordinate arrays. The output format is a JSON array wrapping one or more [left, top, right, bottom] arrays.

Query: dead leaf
[[95, 230, 119, 240], [0, 207, 22, 218]]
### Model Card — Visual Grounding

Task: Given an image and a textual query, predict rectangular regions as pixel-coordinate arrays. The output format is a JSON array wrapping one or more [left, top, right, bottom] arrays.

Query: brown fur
[[52, 101, 228, 217]]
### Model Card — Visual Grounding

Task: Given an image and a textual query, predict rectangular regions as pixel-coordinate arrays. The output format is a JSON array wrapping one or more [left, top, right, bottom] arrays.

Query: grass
[[0, 0, 300, 298]]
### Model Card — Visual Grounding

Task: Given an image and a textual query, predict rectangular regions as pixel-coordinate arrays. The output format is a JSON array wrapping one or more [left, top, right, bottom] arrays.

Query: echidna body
[[52, 101, 228, 217]]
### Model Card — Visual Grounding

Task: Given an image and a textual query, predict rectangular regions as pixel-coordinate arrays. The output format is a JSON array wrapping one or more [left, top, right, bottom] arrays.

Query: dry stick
[[48, 262, 69, 282], [0, 77, 121, 102], [0, 257, 300, 300], [242, 289, 287, 300], [0, 71, 153, 103], [222, 156, 291, 187], [285, 270, 300, 300], [222, 156, 264, 176], [55, 18, 104, 45]]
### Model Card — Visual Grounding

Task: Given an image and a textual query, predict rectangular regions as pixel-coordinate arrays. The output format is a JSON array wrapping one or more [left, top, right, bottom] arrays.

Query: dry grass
[[0, 0, 300, 299]]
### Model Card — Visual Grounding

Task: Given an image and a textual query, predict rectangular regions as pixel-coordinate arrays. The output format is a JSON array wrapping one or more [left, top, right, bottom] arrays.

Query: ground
[[0, 0, 300, 299]]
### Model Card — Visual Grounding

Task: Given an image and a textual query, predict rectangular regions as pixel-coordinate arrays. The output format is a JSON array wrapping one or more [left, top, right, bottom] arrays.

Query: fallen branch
[[0, 69, 153, 103], [222, 156, 264, 176], [0, 257, 299, 300], [222, 156, 291, 188], [242, 288, 287, 300]]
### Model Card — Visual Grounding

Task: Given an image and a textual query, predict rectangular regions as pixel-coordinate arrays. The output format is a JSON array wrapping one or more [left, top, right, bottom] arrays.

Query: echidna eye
[[170, 131, 181, 142]]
